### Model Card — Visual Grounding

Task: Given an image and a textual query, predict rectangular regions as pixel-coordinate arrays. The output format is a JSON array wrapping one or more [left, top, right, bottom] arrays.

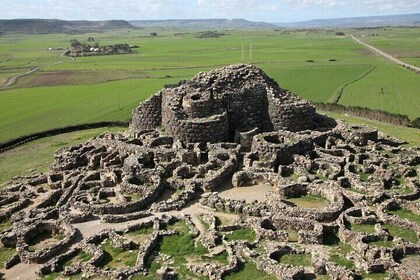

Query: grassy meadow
[[0, 27, 419, 143]]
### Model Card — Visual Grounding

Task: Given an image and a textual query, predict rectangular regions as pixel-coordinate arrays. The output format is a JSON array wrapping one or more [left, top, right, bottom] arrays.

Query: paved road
[[350, 35, 420, 74], [3, 61, 63, 87]]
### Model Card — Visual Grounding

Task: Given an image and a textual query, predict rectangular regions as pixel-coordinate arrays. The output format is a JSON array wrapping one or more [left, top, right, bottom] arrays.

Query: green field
[[0, 79, 170, 141], [338, 63, 420, 118], [0, 27, 419, 142]]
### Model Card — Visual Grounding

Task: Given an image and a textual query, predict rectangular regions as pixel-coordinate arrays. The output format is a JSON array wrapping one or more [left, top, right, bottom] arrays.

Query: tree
[[150, 32, 158, 36], [81, 43, 90, 52], [70, 39, 80, 47]]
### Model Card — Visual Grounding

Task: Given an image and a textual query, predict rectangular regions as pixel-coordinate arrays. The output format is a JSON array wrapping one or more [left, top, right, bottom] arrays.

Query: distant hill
[[276, 13, 420, 28], [0, 19, 137, 34], [128, 18, 276, 30], [2, 14, 418, 35]]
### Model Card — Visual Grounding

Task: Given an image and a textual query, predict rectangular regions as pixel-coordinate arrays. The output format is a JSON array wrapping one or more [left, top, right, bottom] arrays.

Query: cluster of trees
[[70, 39, 99, 50], [195, 31, 228, 39], [314, 102, 415, 127], [69, 38, 132, 56]]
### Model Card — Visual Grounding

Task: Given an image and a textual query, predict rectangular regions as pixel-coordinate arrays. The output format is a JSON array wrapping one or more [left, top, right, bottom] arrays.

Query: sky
[[1, 0, 419, 23]]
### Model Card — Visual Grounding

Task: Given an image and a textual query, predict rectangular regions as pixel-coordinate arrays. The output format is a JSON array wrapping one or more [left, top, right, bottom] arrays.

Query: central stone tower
[[130, 64, 316, 144]]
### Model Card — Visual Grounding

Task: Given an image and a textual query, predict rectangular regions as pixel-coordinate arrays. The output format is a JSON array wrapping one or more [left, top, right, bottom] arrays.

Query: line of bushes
[[314, 102, 418, 128], [0, 121, 129, 153]]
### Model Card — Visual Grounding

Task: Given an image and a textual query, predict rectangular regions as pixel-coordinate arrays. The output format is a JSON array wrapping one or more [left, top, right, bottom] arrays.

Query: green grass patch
[[278, 253, 312, 267], [124, 193, 141, 202], [359, 173, 370, 182], [350, 223, 376, 234], [159, 222, 208, 256], [126, 227, 154, 240], [382, 224, 418, 243], [40, 272, 61, 280], [150, 221, 208, 279], [0, 127, 125, 186], [77, 250, 92, 262], [224, 228, 256, 242], [98, 239, 138, 269], [284, 194, 329, 209], [329, 242, 355, 270], [201, 251, 229, 266], [367, 240, 394, 248], [359, 272, 389, 280], [365, 223, 418, 247], [0, 220, 12, 232], [0, 246, 15, 266], [287, 229, 299, 242], [198, 217, 210, 231], [388, 209, 420, 225], [330, 254, 355, 270]]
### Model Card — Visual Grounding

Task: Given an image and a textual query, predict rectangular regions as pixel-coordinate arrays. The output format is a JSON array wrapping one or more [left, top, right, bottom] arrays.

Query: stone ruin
[[0, 64, 418, 280], [131, 64, 318, 143]]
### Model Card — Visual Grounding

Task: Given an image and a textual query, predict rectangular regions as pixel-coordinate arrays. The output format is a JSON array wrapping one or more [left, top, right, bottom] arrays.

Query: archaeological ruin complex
[[0, 64, 418, 280]]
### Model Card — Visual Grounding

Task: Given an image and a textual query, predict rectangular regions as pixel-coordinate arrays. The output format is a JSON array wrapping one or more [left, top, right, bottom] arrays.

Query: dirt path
[[191, 215, 206, 246], [329, 65, 377, 104], [73, 218, 146, 238], [1, 262, 38, 280], [350, 35, 420, 74], [3, 61, 63, 87]]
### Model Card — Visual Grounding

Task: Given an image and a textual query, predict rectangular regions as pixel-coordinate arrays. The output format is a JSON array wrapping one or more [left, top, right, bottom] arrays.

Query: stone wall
[[130, 92, 162, 134], [267, 90, 316, 132]]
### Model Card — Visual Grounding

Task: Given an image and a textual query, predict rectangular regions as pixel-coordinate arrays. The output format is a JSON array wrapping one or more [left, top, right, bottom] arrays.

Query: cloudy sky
[[1, 0, 419, 22]]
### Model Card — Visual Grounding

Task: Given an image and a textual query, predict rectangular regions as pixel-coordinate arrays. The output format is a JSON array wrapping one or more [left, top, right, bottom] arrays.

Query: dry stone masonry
[[131, 64, 316, 143], [0, 64, 419, 280]]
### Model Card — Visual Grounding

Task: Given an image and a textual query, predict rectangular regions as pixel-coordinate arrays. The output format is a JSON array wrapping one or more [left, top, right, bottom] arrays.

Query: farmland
[[1, 27, 419, 142], [352, 27, 420, 67]]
